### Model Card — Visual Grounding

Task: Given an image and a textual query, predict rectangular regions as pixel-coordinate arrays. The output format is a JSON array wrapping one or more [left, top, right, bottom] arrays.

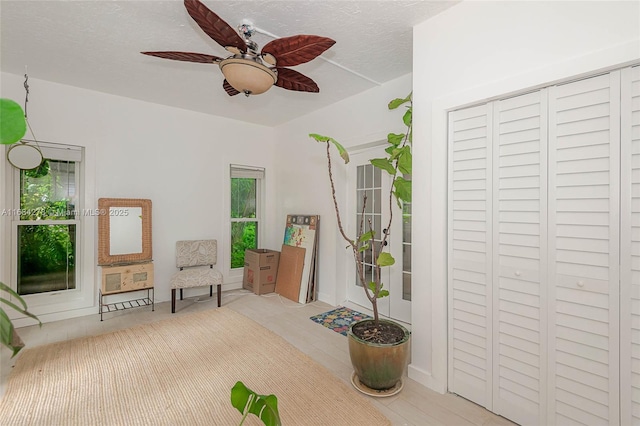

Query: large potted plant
[[309, 93, 412, 394]]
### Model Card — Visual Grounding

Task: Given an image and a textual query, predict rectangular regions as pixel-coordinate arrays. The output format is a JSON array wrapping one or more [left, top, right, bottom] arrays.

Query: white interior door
[[619, 65, 639, 426], [491, 89, 547, 426], [448, 103, 494, 409], [347, 146, 410, 323], [548, 71, 620, 426]]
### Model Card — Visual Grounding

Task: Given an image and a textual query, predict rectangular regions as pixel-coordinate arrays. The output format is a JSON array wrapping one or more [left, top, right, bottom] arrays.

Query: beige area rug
[[0, 308, 390, 425]]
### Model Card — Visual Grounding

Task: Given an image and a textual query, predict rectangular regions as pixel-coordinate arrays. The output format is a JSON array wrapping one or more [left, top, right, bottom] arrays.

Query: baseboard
[[12, 306, 98, 328], [408, 364, 446, 394]]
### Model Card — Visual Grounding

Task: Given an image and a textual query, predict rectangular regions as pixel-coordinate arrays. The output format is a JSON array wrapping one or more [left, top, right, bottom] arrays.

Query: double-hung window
[[230, 165, 264, 269], [12, 143, 82, 296]]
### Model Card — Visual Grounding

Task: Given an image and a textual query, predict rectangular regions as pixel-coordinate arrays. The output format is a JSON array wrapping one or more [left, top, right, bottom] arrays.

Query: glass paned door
[[348, 147, 411, 323]]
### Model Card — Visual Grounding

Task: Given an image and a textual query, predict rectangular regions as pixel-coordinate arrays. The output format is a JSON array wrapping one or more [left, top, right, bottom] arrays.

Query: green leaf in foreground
[[0, 98, 27, 145], [0, 281, 41, 357], [231, 381, 281, 426]]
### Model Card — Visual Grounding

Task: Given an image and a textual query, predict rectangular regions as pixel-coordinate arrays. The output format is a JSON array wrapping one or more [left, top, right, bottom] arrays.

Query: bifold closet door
[[448, 104, 493, 408], [491, 90, 547, 426], [621, 65, 640, 426], [548, 71, 620, 425]]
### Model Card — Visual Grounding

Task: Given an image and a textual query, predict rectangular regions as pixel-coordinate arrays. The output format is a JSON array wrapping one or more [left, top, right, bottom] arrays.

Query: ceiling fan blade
[[275, 67, 319, 93], [262, 35, 335, 67], [223, 80, 240, 96], [141, 51, 222, 63], [184, 0, 247, 52]]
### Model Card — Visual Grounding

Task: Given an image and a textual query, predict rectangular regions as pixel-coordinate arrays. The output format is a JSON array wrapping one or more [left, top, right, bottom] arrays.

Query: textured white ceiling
[[1, 0, 458, 127]]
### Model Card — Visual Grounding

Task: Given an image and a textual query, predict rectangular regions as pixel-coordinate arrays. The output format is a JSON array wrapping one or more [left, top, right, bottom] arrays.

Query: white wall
[[273, 74, 412, 305], [1, 72, 278, 324], [412, 0, 640, 392]]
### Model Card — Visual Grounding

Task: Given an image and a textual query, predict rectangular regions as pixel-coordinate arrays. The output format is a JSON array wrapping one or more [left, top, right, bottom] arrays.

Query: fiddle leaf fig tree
[[310, 92, 412, 326]]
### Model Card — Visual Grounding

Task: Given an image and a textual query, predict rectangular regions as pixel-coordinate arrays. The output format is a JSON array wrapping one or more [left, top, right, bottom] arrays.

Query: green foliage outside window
[[17, 160, 76, 295], [231, 178, 258, 269], [230, 222, 257, 269]]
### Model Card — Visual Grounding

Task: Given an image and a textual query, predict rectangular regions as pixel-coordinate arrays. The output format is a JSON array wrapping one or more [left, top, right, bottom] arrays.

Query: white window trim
[[5, 142, 95, 318]]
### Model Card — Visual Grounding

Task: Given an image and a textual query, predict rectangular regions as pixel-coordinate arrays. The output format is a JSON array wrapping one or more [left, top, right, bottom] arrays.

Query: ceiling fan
[[142, 0, 336, 97]]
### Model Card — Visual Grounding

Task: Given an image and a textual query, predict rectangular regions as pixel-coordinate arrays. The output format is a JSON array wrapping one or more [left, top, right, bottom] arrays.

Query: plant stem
[[325, 143, 378, 322], [238, 394, 254, 425]]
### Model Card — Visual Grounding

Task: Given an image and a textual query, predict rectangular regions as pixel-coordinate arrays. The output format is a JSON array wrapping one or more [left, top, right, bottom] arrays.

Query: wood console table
[[99, 262, 154, 321]]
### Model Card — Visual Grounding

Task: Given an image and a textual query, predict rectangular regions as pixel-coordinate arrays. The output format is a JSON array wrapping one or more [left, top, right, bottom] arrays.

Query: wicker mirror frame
[[98, 198, 152, 265]]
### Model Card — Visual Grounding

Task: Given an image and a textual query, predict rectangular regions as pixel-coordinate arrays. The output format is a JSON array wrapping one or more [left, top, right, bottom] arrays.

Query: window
[[12, 144, 82, 295], [230, 165, 264, 269]]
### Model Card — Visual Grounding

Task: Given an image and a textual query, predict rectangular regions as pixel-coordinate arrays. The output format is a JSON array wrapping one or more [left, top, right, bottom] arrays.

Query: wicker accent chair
[[170, 240, 223, 313]]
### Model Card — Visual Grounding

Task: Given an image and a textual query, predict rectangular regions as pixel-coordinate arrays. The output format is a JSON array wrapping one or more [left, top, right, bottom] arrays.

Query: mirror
[[98, 198, 152, 265], [7, 142, 43, 169]]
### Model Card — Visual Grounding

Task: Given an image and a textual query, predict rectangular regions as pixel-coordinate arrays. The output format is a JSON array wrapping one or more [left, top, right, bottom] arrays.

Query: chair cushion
[[176, 240, 217, 268], [170, 267, 223, 289]]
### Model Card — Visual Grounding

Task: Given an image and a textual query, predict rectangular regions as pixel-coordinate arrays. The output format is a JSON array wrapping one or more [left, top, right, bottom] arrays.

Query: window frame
[[229, 164, 265, 274], [10, 142, 84, 305]]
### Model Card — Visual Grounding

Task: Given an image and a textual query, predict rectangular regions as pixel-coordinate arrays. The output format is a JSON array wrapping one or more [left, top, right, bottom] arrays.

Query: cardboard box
[[243, 249, 280, 295]]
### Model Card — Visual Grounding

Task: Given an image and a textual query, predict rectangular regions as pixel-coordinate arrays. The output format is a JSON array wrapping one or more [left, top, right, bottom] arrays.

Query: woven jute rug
[[0, 307, 390, 425]]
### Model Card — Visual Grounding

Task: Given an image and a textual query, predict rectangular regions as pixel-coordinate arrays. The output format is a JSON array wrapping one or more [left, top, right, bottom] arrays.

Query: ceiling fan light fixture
[[219, 55, 277, 96]]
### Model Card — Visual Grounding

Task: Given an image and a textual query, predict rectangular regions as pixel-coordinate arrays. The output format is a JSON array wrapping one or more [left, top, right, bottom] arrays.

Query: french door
[[347, 146, 411, 323]]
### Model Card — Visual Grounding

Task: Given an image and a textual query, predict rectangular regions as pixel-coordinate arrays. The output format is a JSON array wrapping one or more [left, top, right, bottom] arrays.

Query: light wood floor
[[1, 290, 515, 426]]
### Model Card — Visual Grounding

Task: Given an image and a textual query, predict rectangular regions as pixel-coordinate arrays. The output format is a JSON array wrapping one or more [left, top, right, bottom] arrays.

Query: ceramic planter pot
[[347, 318, 411, 390]]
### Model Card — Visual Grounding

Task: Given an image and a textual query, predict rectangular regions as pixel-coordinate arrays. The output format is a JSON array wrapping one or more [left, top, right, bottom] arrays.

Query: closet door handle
[[515, 271, 522, 277], [577, 280, 585, 287]]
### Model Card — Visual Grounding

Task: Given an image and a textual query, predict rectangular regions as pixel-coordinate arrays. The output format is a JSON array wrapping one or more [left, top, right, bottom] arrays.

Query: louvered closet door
[[621, 65, 640, 426], [491, 90, 547, 426], [448, 104, 493, 408], [548, 72, 620, 425]]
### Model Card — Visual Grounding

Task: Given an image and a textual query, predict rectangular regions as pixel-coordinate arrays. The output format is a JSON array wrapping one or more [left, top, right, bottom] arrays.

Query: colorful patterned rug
[[310, 306, 372, 336]]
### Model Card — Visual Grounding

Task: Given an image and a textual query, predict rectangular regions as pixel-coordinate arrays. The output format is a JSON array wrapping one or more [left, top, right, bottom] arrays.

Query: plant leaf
[[398, 149, 412, 175], [388, 92, 412, 110], [0, 281, 27, 310], [0, 99, 27, 145], [231, 381, 281, 426], [309, 133, 349, 163], [370, 158, 395, 175], [0, 297, 41, 325], [358, 243, 369, 252], [387, 132, 404, 146], [377, 252, 395, 267], [378, 289, 390, 298], [368, 281, 377, 292], [403, 109, 412, 127], [0, 308, 24, 358], [358, 230, 375, 243], [394, 177, 412, 203], [0, 282, 41, 326]]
